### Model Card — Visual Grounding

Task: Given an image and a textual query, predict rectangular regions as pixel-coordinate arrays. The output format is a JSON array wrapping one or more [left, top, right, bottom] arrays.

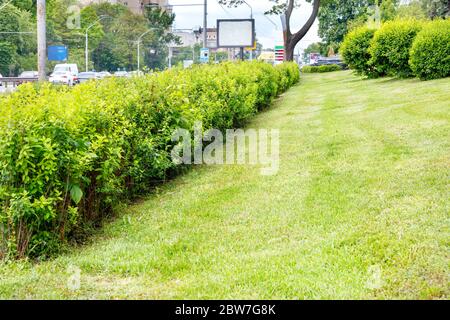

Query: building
[[118, 0, 171, 14], [172, 31, 200, 48], [206, 28, 217, 49], [80, 0, 171, 15]]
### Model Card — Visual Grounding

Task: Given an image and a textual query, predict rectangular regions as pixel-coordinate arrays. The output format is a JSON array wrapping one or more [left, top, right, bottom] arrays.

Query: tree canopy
[[0, 0, 178, 74]]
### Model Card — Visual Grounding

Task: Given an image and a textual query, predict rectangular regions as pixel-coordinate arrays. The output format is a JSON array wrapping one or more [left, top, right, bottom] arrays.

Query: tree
[[0, 42, 16, 76], [423, 0, 449, 19], [143, 7, 180, 70], [89, 4, 179, 71], [380, 0, 398, 22], [219, 0, 321, 61], [318, 0, 375, 45], [0, 2, 29, 75], [302, 41, 328, 61], [396, 0, 427, 19], [1, 0, 180, 73]]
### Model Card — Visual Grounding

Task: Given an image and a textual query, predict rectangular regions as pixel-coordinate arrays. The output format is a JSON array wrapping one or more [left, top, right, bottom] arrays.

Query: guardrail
[[0, 77, 39, 89]]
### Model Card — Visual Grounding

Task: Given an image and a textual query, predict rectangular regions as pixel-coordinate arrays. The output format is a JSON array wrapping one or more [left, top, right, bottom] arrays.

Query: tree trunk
[[283, 0, 321, 61], [285, 42, 295, 62]]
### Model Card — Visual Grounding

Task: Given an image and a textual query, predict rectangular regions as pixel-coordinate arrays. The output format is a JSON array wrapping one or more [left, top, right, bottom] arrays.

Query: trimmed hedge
[[332, 19, 450, 81], [369, 20, 423, 78], [410, 20, 450, 80], [302, 64, 343, 73], [340, 27, 376, 76], [0, 61, 300, 259]]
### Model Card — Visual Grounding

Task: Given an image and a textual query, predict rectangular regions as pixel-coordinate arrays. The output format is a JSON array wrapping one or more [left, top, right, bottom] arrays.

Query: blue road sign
[[200, 48, 210, 63], [48, 46, 68, 61]]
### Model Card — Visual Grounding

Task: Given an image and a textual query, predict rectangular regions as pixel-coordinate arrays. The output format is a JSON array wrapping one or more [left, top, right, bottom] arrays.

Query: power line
[[0, 32, 34, 35]]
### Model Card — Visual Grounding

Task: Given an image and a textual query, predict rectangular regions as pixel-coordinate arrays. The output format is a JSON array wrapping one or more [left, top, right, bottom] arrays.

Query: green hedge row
[[301, 64, 343, 73], [0, 61, 300, 259], [341, 19, 450, 80]]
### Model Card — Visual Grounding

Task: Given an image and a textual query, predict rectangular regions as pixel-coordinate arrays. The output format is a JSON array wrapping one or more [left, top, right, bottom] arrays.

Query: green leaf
[[70, 185, 83, 205]]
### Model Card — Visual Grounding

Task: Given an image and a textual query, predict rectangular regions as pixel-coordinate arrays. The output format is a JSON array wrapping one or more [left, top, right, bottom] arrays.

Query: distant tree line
[[0, 0, 178, 75]]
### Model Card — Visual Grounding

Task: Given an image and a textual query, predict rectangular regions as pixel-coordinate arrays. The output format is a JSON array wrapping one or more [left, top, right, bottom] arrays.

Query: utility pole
[[37, 0, 46, 81], [203, 0, 207, 48], [243, 0, 253, 60]]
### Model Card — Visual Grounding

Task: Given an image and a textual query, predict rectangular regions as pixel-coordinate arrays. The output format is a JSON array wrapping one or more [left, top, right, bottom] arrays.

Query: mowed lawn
[[0, 71, 449, 299]]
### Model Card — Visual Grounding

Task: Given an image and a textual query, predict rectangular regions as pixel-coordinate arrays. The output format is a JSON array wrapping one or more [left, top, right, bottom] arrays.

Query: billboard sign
[[48, 46, 68, 61], [217, 19, 255, 48]]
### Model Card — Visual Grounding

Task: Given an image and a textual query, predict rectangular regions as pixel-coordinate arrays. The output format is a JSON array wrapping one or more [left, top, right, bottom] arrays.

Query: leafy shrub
[[340, 26, 376, 76], [276, 62, 300, 92], [302, 64, 342, 73], [0, 61, 299, 259], [410, 20, 450, 80], [369, 20, 423, 78]]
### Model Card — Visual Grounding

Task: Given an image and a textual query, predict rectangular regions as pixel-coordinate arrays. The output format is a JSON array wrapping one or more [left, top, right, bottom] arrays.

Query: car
[[77, 72, 100, 83], [49, 71, 76, 86], [18, 71, 38, 85], [19, 71, 38, 78], [52, 64, 79, 84], [129, 71, 144, 77], [312, 57, 347, 69], [98, 71, 112, 79], [114, 71, 130, 78]]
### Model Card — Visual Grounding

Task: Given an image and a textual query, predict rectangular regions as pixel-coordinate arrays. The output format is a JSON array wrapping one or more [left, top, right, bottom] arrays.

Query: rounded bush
[[410, 20, 450, 80], [340, 26, 376, 76], [369, 20, 423, 78]]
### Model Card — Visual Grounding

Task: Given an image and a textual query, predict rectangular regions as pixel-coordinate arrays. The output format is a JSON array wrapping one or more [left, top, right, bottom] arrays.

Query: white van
[[50, 64, 79, 85]]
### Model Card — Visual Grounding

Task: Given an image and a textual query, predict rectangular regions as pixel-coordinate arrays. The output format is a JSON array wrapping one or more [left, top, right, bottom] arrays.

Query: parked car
[[114, 71, 130, 78], [18, 71, 38, 85], [52, 64, 79, 84], [98, 71, 111, 79], [129, 71, 144, 77], [77, 72, 100, 83], [19, 71, 38, 78], [312, 57, 347, 69], [49, 71, 76, 86]]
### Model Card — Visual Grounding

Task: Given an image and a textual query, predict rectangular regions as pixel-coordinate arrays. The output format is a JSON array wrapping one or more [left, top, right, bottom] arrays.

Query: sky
[[170, 0, 321, 52]]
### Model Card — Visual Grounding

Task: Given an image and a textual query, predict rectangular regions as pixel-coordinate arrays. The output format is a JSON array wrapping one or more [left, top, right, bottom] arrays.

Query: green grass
[[1, 71, 449, 299]]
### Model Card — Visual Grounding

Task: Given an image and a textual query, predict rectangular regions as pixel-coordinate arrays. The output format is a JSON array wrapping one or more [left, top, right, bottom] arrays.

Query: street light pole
[[85, 31, 88, 72], [37, 0, 46, 81], [203, 0, 207, 48], [137, 29, 155, 72], [85, 15, 109, 72], [137, 40, 141, 72]]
